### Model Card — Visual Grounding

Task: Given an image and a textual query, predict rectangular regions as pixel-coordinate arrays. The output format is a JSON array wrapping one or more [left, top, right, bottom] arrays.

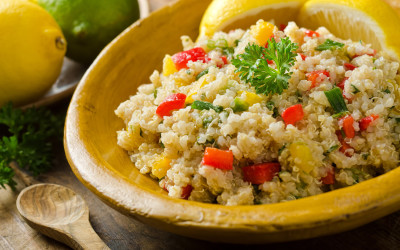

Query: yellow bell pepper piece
[[250, 21, 275, 46], [289, 142, 314, 173], [239, 91, 263, 106], [162, 55, 177, 76], [151, 154, 172, 179], [186, 78, 209, 103]]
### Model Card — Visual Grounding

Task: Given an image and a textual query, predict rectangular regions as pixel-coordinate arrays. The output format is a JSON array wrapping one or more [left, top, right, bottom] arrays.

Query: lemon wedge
[[199, 0, 307, 38], [298, 0, 400, 60]]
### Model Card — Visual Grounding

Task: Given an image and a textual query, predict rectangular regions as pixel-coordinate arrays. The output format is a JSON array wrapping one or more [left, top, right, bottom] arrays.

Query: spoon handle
[[59, 219, 110, 250]]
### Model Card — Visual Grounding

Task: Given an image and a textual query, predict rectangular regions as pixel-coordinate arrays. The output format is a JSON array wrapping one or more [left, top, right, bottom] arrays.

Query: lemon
[[298, 0, 400, 60], [38, 0, 140, 65], [0, 0, 66, 107], [198, 0, 307, 38]]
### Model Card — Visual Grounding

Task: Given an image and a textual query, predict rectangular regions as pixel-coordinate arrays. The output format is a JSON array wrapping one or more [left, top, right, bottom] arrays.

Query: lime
[[38, 0, 140, 65], [0, 0, 66, 107]]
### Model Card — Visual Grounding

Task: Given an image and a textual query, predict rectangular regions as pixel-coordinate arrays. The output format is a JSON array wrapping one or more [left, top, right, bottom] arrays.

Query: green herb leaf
[[232, 38, 298, 96], [383, 88, 391, 94], [315, 39, 345, 51], [266, 101, 279, 118], [351, 84, 360, 94], [324, 145, 339, 156], [324, 87, 348, 114], [0, 103, 63, 190], [196, 69, 209, 80], [191, 100, 223, 113]]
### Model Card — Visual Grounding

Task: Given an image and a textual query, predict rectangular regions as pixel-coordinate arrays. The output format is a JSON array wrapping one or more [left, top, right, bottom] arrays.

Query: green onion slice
[[324, 87, 348, 114]]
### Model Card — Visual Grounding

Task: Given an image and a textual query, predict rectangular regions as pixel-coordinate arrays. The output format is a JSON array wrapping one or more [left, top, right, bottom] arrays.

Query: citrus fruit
[[198, 0, 307, 38], [0, 0, 66, 107], [297, 0, 400, 60], [38, 0, 140, 65]]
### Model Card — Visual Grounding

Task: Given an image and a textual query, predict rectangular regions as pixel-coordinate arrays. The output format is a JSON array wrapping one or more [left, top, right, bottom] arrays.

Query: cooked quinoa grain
[[115, 20, 400, 205]]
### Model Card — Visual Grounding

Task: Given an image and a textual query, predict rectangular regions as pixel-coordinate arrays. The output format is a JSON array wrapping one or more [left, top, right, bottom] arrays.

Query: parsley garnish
[[191, 100, 223, 113], [0, 103, 63, 190], [232, 37, 298, 96], [316, 39, 344, 51]]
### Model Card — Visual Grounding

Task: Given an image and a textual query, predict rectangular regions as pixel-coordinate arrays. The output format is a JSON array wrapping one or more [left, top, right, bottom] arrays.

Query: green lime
[[38, 0, 140, 65]]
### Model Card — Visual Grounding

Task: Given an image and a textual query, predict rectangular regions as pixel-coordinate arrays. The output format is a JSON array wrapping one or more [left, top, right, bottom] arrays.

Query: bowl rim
[[64, 0, 400, 242]]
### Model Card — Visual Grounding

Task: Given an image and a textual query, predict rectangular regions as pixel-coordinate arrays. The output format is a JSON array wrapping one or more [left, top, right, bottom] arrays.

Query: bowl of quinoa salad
[[116, 19, 400, 205], [65, 0, 400, 243]]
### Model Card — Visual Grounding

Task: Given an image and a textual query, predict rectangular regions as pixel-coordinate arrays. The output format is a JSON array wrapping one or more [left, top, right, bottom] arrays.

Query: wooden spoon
[[16, 183, 109, 250]]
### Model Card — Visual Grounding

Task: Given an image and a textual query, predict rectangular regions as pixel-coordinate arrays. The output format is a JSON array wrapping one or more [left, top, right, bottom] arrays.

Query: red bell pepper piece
[[202, 147, 234, 170], [156, 93, 186, 117], [352, 49, 376, 59], [242, 162, 281, 184], [306, 70, 330, 88], [279, 24, 287, 31], [336, 130, 353, 157], [181, 185, 193, 199], [305, 29, 320, 37], [337, 77, 348, 90], [359, 115, 379, 131], [344, 62, 357, 71], [339, 115, 355, 139], [172, 47, 208, 70], [299, 53, 307, 61], [321, 167, 335, 185], [217, 56, 228, 68], [282, 104, 304, 126]]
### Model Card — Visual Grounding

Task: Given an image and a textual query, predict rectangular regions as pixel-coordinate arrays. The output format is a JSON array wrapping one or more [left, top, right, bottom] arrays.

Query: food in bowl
[[115, 20, 400, 205]]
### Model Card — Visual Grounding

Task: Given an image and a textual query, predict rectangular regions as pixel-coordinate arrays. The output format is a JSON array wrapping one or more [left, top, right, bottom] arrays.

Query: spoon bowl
[[17, 183, 109, 250]]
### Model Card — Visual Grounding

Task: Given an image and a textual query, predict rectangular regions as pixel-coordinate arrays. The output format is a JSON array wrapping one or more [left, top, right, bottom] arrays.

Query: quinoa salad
[[115, 20, 400, 205]]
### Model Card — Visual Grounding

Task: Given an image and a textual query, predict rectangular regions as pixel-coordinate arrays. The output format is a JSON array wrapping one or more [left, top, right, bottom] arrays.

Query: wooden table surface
[[1, 0, 400, 249]]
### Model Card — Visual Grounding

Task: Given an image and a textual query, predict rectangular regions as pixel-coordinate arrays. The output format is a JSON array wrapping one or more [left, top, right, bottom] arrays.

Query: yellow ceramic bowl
[[64, 0, 400, 244]]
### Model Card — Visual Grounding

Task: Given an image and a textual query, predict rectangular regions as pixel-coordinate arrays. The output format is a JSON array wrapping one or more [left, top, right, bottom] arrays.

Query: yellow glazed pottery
[[64, 0, 400, 243]]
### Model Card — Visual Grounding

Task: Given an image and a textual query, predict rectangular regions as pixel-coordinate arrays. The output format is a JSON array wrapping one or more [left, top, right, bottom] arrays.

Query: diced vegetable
[[191, 100, 223, 113], [242, 162, 281, 184], [359, 115, 379, 131], [321, 167, 335, 185], [352, 50, 376, 59], [299, 53, 307, 60], [202, 147, 234, 170], [231, 97, 249, 112], [162, 55, 178, 76], [289, 142, 314, 173], [344, 62, 357, 71], [266, 101, 279, 118], [156, 93, 186, 117], [324, 87, 348, 114], [336, 130, 353, 157], [315, 39, 344, 51], [339, 115, 355, 138], [239, 91, 263, 106], [279, 24, 287, 31], [172, 47, 208, 70], [181, 185, 193, 199], [282, 104, 304, 126], [337, 77, 348, 90], [196, 68, 209, 80], [305, 29, 320, 37], [306, 70, 330, 88], [186, 78, 210, 103], [250, 21, 275, 45], [151, 155, 172, 179]]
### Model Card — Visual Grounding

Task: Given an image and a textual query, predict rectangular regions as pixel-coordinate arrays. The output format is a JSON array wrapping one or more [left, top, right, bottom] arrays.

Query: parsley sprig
[[232, 37, 298, 95], [0, 103, 63, 190]]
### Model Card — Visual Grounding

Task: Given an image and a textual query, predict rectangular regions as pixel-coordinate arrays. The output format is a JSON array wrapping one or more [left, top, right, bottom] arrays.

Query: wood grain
[[17, 184, 108, 250]]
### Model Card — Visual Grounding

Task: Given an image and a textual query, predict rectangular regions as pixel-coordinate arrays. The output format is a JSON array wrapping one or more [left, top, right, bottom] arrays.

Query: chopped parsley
[[196, 68, 209, 80], [315, 39, 345, 51], [191, 100, 223, 113], [324, 87, 348, 114], [351, 84, 360, 94], [232, 37, 298, 96]]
